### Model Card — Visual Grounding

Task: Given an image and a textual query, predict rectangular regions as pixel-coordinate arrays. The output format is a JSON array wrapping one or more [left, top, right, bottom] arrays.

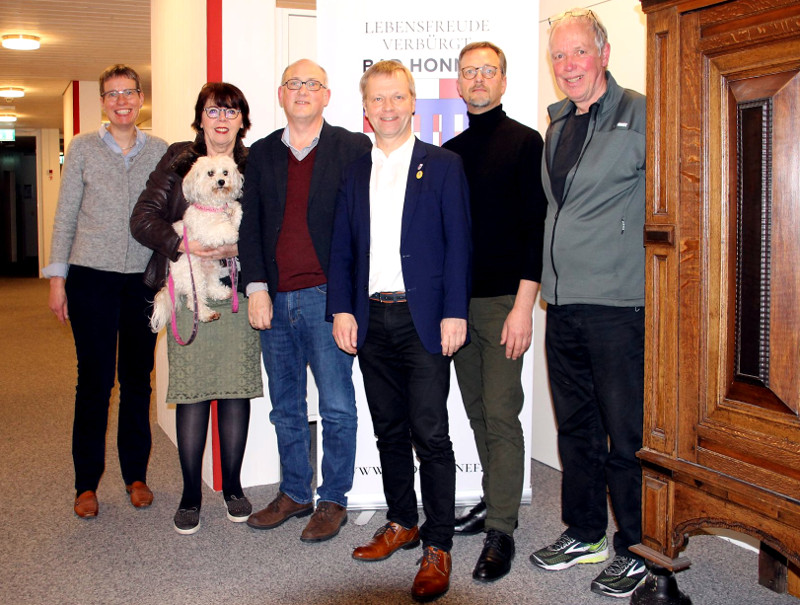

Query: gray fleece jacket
[[540, 72, 646, 307], [48, 131, 167, 274]]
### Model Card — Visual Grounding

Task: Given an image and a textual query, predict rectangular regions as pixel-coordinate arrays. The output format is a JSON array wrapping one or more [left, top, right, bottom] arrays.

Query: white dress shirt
[[368, 134, 416, 295]]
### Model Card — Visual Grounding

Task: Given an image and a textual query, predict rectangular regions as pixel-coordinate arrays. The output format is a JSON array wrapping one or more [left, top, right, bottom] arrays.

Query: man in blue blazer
[[239, 59, 372, 543], [327, 60, 471, 603]]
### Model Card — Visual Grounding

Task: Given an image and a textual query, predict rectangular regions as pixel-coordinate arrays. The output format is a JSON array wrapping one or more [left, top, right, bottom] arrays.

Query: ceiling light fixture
[[0, 87, 25, 98], [0, 114, 18, 123], [2, 34, 41, 51]]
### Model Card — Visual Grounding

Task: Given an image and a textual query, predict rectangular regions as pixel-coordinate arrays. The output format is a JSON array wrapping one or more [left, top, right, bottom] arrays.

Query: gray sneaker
[[226, 495, 252, 522], [530, 532, 609, 570], [174, 506, 200, 535], [591, 555, 648, 598]]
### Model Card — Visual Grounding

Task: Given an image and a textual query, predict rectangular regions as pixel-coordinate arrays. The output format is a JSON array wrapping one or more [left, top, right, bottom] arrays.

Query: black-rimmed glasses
[[282, 79, 326, 91]]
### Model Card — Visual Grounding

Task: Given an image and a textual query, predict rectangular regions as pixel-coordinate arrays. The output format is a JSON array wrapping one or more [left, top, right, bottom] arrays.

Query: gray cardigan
[[47, 131, 167, 275], [540, 72, 646, 307]]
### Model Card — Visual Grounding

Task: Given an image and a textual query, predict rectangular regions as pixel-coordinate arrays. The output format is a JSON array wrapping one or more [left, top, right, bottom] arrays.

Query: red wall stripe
[[207, 0, 223, 82], [210, 401, 222, 491], [207, 0, 224, 492], [72, 81, 80, 135]]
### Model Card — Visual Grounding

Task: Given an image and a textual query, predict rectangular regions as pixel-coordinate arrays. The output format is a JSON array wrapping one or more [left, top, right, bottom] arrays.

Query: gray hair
[[458, 41, 507, 76], [548, 9, 609, 56]]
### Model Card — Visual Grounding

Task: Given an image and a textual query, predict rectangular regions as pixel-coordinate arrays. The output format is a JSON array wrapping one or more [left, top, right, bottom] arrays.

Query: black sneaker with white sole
[[225, 495, 252, 522], [174, 506, 200, 535], [590, 555, 648, 598]]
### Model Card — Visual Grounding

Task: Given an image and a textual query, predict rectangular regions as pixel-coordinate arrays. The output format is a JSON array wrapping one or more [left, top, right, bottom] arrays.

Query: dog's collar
[[193, 203, 229, 213]]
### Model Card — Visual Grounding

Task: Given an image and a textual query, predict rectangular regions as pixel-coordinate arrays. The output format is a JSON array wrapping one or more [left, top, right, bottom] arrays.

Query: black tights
[[175, 398, 250, 509]]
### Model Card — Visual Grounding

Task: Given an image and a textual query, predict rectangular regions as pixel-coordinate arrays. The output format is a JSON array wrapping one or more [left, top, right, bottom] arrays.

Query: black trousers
[[358, 301, 456, 552], [66, 266, 157, 494], [545, 303, 644, 558]]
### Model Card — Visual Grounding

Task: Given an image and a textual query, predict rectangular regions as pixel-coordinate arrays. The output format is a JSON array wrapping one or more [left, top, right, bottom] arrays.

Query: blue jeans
[[260, 284, 357, 507]]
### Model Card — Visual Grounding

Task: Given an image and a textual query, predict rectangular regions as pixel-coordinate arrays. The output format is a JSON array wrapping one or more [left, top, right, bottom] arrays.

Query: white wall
[[221, 0, 280, 143], [151, 0, 208, 144], [33, 128, 61, 272], [62, 81, 102, 152]]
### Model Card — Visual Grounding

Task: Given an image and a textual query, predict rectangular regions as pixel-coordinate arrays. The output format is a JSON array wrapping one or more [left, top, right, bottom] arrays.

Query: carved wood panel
[[638, 0, 800, 589]]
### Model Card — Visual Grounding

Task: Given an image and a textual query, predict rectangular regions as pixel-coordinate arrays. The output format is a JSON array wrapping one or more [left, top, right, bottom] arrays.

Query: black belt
[[369, 291, 407, 303]]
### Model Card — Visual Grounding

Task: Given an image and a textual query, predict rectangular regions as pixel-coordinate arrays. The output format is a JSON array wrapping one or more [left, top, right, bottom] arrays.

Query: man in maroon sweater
[[238, 59, 371, 542]]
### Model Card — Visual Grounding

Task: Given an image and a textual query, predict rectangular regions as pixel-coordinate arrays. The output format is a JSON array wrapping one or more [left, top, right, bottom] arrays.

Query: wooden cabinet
[[634, 0, 800, 599]]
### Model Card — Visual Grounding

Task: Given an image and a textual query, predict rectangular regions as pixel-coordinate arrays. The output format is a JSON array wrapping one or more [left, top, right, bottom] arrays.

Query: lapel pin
[[416, 163, 424, 179]]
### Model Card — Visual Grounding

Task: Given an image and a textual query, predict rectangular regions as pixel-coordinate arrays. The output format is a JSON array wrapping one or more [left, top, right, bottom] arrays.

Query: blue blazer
[[326, 138, 472, 354]]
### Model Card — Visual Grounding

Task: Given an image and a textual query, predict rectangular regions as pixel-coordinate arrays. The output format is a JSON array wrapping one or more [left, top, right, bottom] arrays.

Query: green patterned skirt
[[166, 296, 263, 404]]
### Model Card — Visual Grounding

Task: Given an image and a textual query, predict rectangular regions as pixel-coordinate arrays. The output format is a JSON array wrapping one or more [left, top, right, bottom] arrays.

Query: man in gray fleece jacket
[[528, 9, 648, 600]]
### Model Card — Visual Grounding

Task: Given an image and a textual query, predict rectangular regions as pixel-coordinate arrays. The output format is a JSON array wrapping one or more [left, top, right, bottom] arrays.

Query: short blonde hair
[[360, 60, 416, 101]]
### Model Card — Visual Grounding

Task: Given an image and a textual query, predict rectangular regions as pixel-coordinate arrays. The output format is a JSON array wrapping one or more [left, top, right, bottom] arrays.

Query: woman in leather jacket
[[131, 82, 263, 535]]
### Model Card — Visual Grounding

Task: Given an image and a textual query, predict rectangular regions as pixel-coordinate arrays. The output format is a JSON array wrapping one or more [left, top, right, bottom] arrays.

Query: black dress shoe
[[454, 499, 487, 535], [473, 529, 515, 582]]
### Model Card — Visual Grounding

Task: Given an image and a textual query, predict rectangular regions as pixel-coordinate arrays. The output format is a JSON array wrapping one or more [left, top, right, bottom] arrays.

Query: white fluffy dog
[[150, 155, 244, 334]]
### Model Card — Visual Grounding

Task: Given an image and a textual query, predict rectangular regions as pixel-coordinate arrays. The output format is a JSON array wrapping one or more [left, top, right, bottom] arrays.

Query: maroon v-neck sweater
[[275, 147, 325, 291]]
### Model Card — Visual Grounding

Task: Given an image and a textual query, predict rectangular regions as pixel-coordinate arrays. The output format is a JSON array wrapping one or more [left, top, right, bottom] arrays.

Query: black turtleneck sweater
[[442, 105, 546, 298]]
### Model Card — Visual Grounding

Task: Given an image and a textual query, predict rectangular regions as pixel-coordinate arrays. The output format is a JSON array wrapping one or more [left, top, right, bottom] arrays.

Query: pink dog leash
[[227, 258, 239, 313], [169, 224, 200, 346]]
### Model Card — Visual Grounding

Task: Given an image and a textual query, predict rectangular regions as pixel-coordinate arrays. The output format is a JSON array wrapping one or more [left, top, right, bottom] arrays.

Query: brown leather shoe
[[412, 545, 451, 602], [246, 491, 313, 530], [352, 521, 420, 561], [300, 501, 348, 542], [125, 481, 154, 508], [74, 490, 98, 518]]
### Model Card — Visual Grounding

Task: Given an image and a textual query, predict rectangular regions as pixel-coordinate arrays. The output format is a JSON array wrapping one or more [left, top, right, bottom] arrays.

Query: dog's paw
[[199, 310, 221, 323]]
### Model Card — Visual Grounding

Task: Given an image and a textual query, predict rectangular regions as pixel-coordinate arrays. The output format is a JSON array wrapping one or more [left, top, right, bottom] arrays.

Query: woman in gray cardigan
[[44, 65, 167, 519]]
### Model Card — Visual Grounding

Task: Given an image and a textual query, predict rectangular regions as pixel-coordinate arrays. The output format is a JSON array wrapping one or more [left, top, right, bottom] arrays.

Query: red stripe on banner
[[207, 0, 223, 492], [211, 400, 222, 491], [362, 113, 373, 134], [207, 0, 223, 82], [72, 81, 80, 135], [439, 78, 460, 99]]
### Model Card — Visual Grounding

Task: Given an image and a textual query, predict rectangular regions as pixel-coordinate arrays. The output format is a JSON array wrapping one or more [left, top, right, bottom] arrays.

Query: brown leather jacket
[[130, 137, 248, 290]]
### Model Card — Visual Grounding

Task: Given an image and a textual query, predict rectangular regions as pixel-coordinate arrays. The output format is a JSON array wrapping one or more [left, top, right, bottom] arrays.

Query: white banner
[[316, 0, 539, 510]]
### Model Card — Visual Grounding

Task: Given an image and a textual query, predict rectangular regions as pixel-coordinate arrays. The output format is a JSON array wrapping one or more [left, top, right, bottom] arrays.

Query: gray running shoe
[[530, 532, 609, 570], [591, 555, 648, 598]]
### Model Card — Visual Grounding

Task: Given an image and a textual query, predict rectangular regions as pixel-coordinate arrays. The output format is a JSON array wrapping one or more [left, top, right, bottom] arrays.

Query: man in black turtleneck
[[443, 41, 546, 583]]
